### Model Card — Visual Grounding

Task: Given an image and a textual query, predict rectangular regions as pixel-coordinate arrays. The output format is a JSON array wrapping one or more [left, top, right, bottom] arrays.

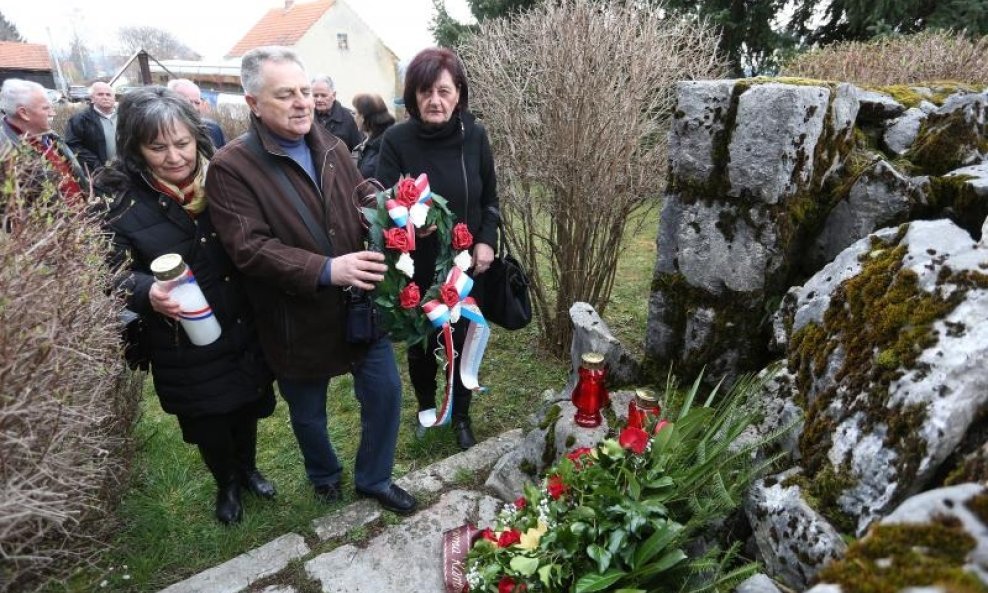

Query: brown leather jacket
[[206, 117, 372, 379]]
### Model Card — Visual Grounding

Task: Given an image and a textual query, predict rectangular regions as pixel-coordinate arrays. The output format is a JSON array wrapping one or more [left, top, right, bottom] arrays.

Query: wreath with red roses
[[362, 175, 475, 346]]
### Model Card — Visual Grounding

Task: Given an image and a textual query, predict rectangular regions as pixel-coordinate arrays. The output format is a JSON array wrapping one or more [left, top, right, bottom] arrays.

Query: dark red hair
[[402, 47, 469, 121]]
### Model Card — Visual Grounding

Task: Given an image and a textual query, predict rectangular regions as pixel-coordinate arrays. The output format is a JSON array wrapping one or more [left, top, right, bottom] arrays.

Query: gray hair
[[310, 74, 334, 91], [1, 78, 44, 115], [166, 78, 198, 93], [240, 46, 306, 95], [89, 81, 112, 95]]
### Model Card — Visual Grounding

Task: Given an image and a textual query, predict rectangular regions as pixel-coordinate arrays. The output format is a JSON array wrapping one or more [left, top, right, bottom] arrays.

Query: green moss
[[945, 448, 988, 486], [926, 175, 988, 239], [816, 519, 985, 593], [540, 404, 561, 468], [564, 434, 576, 449], [908, 104, 988, 175], [965, 492, 988, 526], [864, 82, 980, 109], [789, 230, 983, 528], [539, 403, 561, 430]]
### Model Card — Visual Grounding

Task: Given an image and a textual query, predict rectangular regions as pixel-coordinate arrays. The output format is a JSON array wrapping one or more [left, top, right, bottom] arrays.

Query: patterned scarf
[[149, 155, 209, 216], [6, 117, 84, 207]]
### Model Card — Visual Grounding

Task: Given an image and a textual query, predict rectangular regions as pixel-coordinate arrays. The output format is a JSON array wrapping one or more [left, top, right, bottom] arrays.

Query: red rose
[[619, 426, 649, 454], [514, 496, 527, 509], [395, 177, 419, 208], [480, 528, 497, 543], [451, 223, 474, 250], [566, 447, 594, 470], [383, 227, 411, 252], [398, 283, 421, 309], [497, 528, 522, 548], [498, 576, 527, 593], [547, 474, 567, 500], [440, 282, 460, 308]]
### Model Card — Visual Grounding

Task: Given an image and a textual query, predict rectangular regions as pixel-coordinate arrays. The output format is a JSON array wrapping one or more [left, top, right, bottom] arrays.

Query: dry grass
[[781, 30, 988, 86], [212, 103, 251, 141], [0, 148, 142, 591], [459, 0, 726, 354]]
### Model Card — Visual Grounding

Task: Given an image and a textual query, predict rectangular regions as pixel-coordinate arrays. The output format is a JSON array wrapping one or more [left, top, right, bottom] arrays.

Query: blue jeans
[[277, 338, 401, 494]]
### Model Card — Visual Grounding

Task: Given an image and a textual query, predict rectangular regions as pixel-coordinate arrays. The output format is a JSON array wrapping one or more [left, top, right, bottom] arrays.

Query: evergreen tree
[[430, 0, 537, 48], [0, 11, 23, 42], [789, 0, 988, 45]]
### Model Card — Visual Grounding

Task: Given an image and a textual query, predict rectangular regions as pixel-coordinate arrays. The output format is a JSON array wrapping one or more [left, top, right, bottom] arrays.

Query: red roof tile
[[227, 0, 335, 58], [0, 42, 53, 71]]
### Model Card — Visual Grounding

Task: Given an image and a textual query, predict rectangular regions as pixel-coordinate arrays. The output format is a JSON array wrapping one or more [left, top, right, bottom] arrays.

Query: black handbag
[[482, 208, 532, 330]]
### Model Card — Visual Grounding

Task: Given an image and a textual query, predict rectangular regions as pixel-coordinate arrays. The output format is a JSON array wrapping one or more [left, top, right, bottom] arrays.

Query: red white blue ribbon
[[417, 267, 490, 428]]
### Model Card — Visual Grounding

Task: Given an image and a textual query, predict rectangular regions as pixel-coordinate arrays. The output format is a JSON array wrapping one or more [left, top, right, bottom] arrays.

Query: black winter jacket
[[376, 110, 499, 292], [314, 100, 363, 151], [355, 134, 383, 180], [64, 106, 110, 176], [102, 171, 273, 417]]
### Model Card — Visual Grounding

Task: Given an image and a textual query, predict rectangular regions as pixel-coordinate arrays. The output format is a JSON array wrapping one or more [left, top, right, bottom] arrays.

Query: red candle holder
[[628, 388, 661, 431], [572, 352, 608, 428]]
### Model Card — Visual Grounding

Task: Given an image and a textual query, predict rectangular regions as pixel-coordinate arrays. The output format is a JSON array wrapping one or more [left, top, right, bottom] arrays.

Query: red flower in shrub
[[566, 447, 594, 469], [497, 528, 522, 548], [619, 426, 649, 454], [514, 496, 527, 509], [383, 227, 412, 252], [547, 474, 567, 499], [440, 282, 460, 308], [480, 528, 497, 543], [395, 177, 419, 207], [398, 283, 421, 309], [451, 223, 474, 250], [498, 576, 527, 593]]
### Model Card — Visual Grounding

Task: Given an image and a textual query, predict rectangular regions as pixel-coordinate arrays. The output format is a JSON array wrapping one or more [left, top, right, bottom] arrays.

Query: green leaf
[[587, 544, 612, 574], [574, 569, 626, 593], [509, 555, 539, 576], [636, 548, 688, 579], [538, 563, 555, 586], [632, 522, 682, 569]]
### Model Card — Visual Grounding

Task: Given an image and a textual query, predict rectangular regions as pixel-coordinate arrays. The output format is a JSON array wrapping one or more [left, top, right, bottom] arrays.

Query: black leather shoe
[[356, 484, 417, 515], [241, 469, 276, 499], [314, 482, 342, 503], [215, 482, 242, 525], [453, 419, 476, 450]]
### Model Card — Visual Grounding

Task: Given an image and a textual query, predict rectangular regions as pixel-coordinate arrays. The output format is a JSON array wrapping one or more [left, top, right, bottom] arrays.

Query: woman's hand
[[149, 282, 182, 319], [472, 243, 495, 275]]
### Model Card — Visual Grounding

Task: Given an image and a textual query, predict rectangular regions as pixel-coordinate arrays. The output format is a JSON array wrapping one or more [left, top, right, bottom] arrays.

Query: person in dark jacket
[[311, 74, 363, 151], [207, 47, 416, 515], [350, 93, 394, 179], [376, 47, 500, 450], [167, 78, 227, 149], [64, 82, 116, 176], [98, 87, 276, 526]]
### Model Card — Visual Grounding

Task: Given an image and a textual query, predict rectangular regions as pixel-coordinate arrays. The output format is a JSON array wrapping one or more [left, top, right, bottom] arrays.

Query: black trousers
[[407, 319, 472, 422]]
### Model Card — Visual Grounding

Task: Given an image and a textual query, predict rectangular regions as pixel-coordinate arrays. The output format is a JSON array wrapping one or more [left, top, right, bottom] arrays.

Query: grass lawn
[[46, 204, 659, 592]]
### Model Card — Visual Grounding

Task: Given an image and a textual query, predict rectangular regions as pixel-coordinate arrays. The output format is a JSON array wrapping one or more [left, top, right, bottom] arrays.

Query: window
[[337, 33, 349, 50]]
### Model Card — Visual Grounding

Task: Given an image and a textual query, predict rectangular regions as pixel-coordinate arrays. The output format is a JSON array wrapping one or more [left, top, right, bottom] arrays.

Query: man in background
[[167, 78, 226, 149], [311, 74, 362, 151], [1, 78, 86, 205], [64, 81, 116, 176]]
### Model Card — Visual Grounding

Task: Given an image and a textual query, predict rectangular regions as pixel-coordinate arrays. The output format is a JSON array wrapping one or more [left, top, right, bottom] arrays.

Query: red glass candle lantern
[[572, 352, 608, 428], [628, 388, 661, 431]]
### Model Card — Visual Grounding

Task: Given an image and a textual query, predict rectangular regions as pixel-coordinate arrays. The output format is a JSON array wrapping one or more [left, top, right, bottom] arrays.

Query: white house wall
[[294, 1, 399, 113]]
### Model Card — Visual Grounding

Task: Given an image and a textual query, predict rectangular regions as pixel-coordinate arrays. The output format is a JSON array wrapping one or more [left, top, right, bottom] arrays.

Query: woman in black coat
[[376, 47, 500, 450], [351, 93, 395, 179], [98, 87, 275, 525]]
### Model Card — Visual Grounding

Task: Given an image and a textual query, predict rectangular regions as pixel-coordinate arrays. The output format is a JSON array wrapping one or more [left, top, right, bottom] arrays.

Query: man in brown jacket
[[206, 46, 416, 514]]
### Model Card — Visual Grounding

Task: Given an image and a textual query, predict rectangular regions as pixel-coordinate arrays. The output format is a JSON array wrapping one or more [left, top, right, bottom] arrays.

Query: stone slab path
[[157, 430, 524, 593]]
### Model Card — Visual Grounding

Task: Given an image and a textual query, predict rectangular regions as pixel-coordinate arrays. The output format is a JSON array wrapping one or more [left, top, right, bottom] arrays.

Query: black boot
[[453, 417, 476, 450], [198, 445, 243, 525], [233, 420, 276, 499]]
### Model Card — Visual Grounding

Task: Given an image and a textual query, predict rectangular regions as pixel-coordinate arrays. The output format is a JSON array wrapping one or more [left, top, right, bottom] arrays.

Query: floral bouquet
[[463, 373, 785, 593], [361, 174, 477, 346]]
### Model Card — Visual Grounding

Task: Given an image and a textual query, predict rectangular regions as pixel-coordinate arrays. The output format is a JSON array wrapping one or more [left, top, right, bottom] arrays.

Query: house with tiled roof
[[227, 0, 399, 111], [0, 41, 55, 88]]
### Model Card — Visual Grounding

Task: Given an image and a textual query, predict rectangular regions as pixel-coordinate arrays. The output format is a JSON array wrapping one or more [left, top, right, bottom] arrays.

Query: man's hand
[[149, 282, 182, 319], [415, 224, 437, 238], [472, 243, 495, 275], [331, 251, 388, 290]]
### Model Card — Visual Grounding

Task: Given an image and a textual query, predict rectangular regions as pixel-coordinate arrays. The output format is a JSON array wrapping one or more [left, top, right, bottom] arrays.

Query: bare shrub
[[0, 149, 142, 591], [51, 102, 85, 137], [781, 30, 988, 85], [212, 103, 251, 141], [459, 0, 727, 353]]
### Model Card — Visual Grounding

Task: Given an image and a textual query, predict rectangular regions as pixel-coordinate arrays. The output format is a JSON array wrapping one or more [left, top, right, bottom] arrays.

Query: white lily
[[409, 202, 429, 228], [453, 250, 473, 271], [396, 252, 415, 278]]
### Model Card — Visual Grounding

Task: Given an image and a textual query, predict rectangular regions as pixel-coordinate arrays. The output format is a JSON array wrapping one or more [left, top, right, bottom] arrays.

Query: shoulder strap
[[486, 205, 510, 256], [245, 131, 334, 256]]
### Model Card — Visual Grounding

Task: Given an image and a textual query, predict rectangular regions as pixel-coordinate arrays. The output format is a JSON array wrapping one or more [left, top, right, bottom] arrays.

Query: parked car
[[66, 85, 89, 102]]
